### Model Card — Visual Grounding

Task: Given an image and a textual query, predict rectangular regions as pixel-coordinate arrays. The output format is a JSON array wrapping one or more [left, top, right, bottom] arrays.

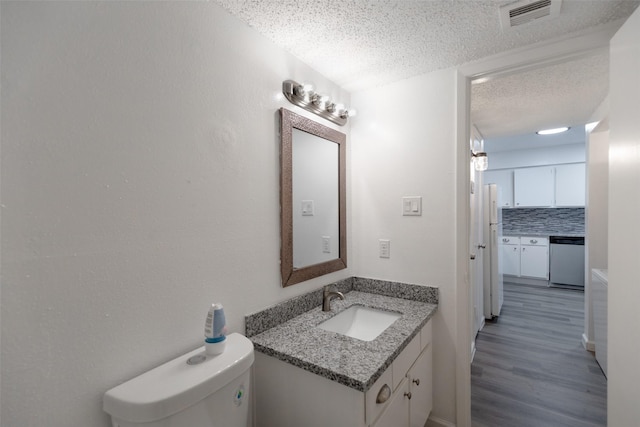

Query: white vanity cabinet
[[253, 320, 433, 427], [372, 322, 432, 427]]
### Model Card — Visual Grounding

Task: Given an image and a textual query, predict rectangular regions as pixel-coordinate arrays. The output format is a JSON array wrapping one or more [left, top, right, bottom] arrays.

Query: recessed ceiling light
[[537, 127, 570, 135]]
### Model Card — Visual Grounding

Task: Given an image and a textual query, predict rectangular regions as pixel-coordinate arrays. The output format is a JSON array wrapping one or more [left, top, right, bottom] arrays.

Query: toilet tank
[[103, 333, 254, 427]]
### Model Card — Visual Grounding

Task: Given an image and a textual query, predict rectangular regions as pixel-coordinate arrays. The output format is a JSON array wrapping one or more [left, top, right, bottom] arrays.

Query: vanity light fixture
[[536, 126, 570, 135], [283, 80, 355, 126], [471, 151, 489, 171]]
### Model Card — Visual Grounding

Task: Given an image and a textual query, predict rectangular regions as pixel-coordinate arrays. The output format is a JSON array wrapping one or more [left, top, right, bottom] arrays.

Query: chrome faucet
[[322, 285, 345, 312]]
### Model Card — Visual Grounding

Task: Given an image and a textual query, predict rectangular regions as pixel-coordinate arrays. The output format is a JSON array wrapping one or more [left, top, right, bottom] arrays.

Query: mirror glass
[[280, 108, 347, 286]]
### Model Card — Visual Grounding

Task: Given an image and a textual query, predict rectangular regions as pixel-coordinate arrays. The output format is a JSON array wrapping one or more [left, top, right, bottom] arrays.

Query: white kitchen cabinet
[[520, 237, 549, 279], [501, 236, 520, 277], [514, 167, 554, 207], [555, 163, 586, 207], [483, 169, 514, 207], [254, 321, 433, 427]]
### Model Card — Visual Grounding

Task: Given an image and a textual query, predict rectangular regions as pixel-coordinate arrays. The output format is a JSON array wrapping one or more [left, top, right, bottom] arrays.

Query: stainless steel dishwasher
[[549, 236, 585, 287]]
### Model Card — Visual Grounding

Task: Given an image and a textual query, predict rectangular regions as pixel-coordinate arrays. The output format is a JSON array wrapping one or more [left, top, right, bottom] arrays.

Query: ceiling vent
[[500, 0, 562, 30]]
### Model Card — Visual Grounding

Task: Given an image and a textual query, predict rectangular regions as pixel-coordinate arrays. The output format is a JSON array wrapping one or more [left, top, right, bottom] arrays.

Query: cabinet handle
[[413, 378, 421, 386], [376, 384, 391, 404], [404, 391, 412, 400], [531, 239, 537, 244]]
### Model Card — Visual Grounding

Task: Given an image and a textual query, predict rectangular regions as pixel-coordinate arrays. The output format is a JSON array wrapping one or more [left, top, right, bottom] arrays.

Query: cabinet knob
[[376, 384, 391, 404], [404, 391, 412, 400], [412, 378, 421, 386], [531, 239, 537, 244]]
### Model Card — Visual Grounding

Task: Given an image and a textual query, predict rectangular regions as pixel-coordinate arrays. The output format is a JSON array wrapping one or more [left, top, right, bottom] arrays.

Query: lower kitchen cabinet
[[520, 238, 549, 279], [501, 236, 520, 276], [502, 236, 549, 280]]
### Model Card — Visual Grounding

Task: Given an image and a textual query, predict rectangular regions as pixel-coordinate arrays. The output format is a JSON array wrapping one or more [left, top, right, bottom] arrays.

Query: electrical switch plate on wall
[[402, 196, 422, 216], [379, 239, 390, 258], [322, 236, 331, 253]]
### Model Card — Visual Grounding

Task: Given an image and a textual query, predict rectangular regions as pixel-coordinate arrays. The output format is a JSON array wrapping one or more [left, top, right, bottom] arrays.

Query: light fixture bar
[[282, 80, 354, 126]]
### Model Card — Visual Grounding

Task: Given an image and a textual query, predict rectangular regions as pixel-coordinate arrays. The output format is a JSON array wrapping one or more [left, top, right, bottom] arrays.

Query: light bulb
[[536, 127, 569, 135]]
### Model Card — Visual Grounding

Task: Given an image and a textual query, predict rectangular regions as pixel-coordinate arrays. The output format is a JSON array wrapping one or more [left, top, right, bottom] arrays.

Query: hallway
[[471, 283, 606, 427]]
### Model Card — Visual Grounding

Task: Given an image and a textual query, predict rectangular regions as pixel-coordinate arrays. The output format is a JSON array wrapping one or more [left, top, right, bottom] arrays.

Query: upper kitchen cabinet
[[555, 163, 586, 207], [514, 166, 554, 207], [484, 169, 514, 208]]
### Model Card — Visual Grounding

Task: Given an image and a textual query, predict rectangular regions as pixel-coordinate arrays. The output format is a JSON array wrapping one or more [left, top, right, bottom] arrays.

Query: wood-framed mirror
[[280, 108, 347, 287]]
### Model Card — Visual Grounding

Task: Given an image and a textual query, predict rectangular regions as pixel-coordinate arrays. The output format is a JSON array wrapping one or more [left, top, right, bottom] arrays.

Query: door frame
[[453, 21, 619, 427]]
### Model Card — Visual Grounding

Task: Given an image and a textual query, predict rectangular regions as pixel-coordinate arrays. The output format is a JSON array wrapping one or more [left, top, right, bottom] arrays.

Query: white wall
[[485, 142, 585, 170], [608, 7, 640, 426], [0, 3, 352, 426], [584, 125, 608, 348], [351, 69, 459, 424]]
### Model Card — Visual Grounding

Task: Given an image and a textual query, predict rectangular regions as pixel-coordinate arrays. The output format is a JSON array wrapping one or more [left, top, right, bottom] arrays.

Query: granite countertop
[[248, 290, 437, 393]]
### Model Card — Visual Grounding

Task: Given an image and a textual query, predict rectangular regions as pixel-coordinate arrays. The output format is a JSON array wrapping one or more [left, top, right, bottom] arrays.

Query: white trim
[[456, 24, 616, 427], [582, 333, 596, 352], [460, 19, 622, 81], [427, 415, 458, 427]]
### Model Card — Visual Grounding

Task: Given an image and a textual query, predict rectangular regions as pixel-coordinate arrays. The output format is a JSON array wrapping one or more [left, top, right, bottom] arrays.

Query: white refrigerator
[[483, 183, 504, 319]]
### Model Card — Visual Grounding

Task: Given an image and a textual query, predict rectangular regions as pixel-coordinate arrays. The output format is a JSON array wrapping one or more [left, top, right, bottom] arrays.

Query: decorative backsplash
[[502, 208, 585, 235]]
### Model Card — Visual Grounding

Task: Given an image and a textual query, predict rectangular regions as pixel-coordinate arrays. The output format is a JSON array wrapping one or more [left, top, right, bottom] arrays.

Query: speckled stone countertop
[[246, 277, 438, 393]]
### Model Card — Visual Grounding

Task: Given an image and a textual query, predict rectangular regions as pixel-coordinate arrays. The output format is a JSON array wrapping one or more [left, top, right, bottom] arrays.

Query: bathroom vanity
[[246, 277, 438, 427]]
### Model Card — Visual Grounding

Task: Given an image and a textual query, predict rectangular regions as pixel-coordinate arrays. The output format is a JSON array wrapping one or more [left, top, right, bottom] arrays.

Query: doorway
[[455, 26, 614, 427]]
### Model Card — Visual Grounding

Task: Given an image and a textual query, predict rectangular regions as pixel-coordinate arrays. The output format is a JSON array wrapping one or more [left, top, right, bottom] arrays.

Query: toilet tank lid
[[103, 333, 254, 423]]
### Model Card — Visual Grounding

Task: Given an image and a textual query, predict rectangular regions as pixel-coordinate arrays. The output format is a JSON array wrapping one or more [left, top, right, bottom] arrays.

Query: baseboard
[[426, 416, 457, 427], [582, 333, 595, 352]]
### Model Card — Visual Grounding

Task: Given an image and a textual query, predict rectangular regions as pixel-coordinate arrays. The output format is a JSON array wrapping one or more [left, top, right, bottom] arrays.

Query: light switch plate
[[402, 196, 422, 216], [301, 200, 314, 216], [379, 239, 390, 258]]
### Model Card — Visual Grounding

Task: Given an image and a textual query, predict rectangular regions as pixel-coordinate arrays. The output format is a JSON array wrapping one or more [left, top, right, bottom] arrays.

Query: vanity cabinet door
[[408, 345, 432, 427], [372, 378, 409, 427]]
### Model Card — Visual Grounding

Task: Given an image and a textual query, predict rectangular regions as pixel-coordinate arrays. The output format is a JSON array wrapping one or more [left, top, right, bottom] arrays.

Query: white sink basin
[[318, 305, 402, 341]]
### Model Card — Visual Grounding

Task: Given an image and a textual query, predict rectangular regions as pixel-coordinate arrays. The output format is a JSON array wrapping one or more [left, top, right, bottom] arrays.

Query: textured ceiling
[[472, 51, 610, 139], [214, 0, 639, 138]]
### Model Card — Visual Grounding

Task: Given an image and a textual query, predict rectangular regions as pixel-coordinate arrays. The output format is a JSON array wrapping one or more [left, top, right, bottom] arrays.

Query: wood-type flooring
[[471, 282, 607, 427]]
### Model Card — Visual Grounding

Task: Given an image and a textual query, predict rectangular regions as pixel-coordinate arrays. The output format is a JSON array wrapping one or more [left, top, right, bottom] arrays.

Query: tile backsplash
[[502, 208, 585, 235]]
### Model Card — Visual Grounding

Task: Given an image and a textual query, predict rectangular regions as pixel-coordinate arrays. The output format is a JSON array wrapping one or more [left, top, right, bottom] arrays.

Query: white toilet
[[103, 333, 254, 427]]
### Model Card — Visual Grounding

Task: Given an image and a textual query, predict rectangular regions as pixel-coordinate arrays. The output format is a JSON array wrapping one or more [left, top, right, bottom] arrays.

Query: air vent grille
[[500, 0, 562, 29]]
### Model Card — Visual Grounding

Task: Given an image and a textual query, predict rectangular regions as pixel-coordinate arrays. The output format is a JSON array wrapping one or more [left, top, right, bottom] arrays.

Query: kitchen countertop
[[503, 231, 585, 238], [248, 290, 437, 393]]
